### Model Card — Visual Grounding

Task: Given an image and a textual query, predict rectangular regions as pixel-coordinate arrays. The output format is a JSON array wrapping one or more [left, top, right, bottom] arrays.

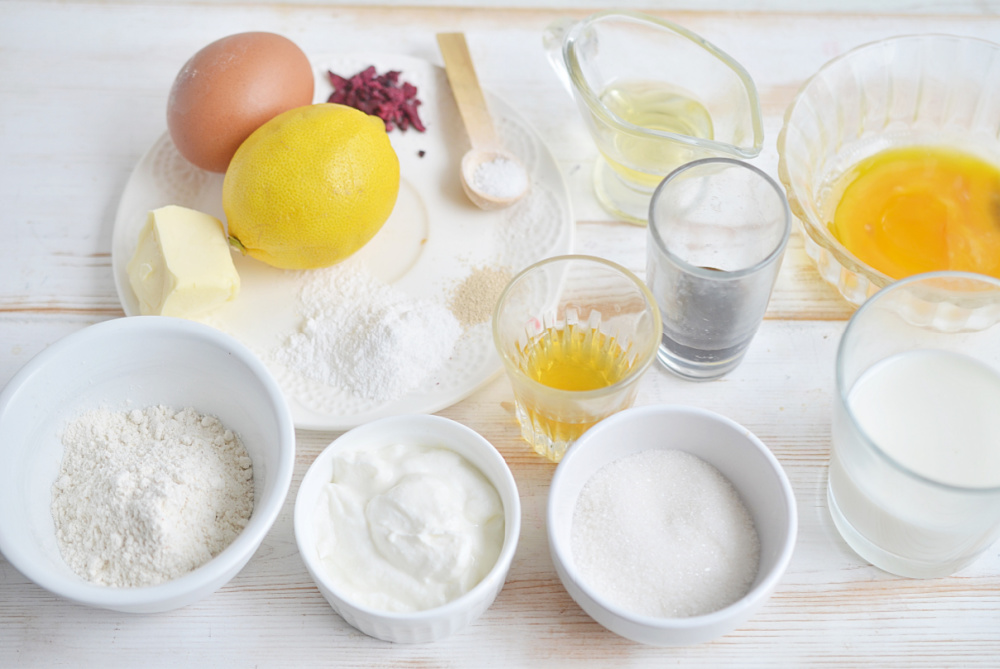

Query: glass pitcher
[[544, 10, 764, 225]]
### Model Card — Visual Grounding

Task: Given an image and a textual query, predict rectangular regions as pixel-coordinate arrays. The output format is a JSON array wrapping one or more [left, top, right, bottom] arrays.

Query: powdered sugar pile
[[273, 264, 462, 403], [51, 406, 254, 588]]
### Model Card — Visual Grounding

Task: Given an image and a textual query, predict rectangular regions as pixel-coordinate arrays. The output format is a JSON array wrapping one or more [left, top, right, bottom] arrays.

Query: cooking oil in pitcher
[[599, 80, 715, 190]]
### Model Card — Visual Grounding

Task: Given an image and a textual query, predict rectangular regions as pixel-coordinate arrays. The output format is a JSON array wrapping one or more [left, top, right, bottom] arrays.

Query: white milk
[[828, 349, 1000, 577]]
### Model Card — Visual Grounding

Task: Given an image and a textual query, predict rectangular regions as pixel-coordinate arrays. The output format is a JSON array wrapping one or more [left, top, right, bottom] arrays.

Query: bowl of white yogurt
[[547, 404, 797, 646], [294, 414, 521, 643]]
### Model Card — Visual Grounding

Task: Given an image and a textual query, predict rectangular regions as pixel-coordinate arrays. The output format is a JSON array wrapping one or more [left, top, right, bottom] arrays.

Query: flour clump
[[51, 406, 254, 588], [274, 264, 461, 403]]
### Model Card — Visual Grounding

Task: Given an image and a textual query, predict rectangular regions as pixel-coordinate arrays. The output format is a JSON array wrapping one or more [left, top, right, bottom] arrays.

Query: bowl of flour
[[0, 316, 295, 613], [547, 404, 797, 646]]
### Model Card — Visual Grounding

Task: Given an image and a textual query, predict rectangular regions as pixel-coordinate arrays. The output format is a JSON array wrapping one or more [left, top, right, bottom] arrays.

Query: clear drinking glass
[[646, 158, 790, 381], [543, 10, 763, 225], [828, 272, 1000, 578], [492, 255, 661, 463]]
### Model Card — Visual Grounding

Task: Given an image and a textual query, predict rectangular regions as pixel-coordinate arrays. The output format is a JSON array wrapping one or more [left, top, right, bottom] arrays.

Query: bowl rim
[[546, 403, 797, 632], [0, 315, 296, 608], [293, 412, 521, 622], [777, 32, 1000, 295]]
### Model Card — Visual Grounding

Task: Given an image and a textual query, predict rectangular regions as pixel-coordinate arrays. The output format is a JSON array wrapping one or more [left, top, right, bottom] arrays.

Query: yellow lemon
[[222, 103, 400, 270]]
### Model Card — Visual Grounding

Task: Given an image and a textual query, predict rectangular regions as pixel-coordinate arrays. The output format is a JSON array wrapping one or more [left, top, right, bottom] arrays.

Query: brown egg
[[167, 32, 314, 173]]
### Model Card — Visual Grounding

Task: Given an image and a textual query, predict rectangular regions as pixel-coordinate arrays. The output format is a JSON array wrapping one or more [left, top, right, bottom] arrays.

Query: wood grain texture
[[2, 2, 1000, 667]]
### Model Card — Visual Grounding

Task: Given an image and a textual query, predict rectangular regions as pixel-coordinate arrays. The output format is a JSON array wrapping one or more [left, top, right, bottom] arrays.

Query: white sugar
[[571, 449, 760, 618]]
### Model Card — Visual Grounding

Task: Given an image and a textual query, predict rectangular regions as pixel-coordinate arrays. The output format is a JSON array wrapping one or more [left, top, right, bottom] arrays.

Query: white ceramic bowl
[[295, 414, 521, 643], [778, 34, 1000, 307], [547, 405, 796, 646], [0, 316, 296, 613]]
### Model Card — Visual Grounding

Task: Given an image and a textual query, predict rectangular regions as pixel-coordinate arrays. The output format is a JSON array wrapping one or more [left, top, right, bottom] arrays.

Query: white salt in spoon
[[437, 32, 529, 210]]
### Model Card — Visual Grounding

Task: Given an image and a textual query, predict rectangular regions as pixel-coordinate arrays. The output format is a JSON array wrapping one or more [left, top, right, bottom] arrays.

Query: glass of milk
[[828, 271, 1000, 578]]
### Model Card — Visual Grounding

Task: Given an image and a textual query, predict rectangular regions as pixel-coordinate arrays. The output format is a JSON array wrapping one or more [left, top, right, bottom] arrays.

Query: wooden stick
[[437, 32, 500, 150]]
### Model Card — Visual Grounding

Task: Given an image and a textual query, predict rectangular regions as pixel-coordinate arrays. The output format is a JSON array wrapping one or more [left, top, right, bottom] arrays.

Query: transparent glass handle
[[542, 18, 576, 97]]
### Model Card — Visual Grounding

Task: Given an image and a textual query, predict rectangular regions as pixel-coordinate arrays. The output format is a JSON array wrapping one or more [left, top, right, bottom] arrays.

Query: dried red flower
[[326, 66, 426, 133]]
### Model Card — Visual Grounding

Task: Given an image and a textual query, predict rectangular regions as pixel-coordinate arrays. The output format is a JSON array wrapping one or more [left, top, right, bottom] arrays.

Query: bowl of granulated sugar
[[0, 316, 295, 613], [547, 405, 796, 646]]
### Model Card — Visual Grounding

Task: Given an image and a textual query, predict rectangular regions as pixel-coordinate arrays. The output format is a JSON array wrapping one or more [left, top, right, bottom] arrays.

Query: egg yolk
[[830, 146, 1000, 280]]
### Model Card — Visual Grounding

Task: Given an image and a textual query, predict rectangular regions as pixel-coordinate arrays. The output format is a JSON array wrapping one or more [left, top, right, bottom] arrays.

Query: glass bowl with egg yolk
[[778, 34, 1000, 308]]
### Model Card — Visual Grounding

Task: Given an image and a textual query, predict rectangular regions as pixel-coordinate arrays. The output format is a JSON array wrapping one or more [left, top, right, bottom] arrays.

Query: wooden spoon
[[436, 32, 528, 210]]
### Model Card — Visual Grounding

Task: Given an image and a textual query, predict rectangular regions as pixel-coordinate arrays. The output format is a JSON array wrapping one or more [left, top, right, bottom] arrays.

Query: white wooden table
[[3, 2, 1000, 666]]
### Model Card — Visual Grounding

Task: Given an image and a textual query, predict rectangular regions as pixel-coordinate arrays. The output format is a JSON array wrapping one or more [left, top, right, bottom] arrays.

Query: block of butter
[[127, 205, 240, 318]]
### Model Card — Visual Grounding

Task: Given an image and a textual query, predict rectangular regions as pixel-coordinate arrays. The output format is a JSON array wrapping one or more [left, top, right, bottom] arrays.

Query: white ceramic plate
[[111, 53, 574, 431]]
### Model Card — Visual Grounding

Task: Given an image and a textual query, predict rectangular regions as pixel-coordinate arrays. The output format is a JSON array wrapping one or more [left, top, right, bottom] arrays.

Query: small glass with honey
[[492, 255, 661, 462]]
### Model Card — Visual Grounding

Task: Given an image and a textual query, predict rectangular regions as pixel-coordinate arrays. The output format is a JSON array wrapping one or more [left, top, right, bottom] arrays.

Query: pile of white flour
[[273, 264, 461, 403], [51, 405, 254, 588]]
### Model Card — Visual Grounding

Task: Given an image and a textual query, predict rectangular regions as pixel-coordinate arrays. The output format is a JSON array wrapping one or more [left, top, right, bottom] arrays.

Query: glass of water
[[645, 158, 790, 381]]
